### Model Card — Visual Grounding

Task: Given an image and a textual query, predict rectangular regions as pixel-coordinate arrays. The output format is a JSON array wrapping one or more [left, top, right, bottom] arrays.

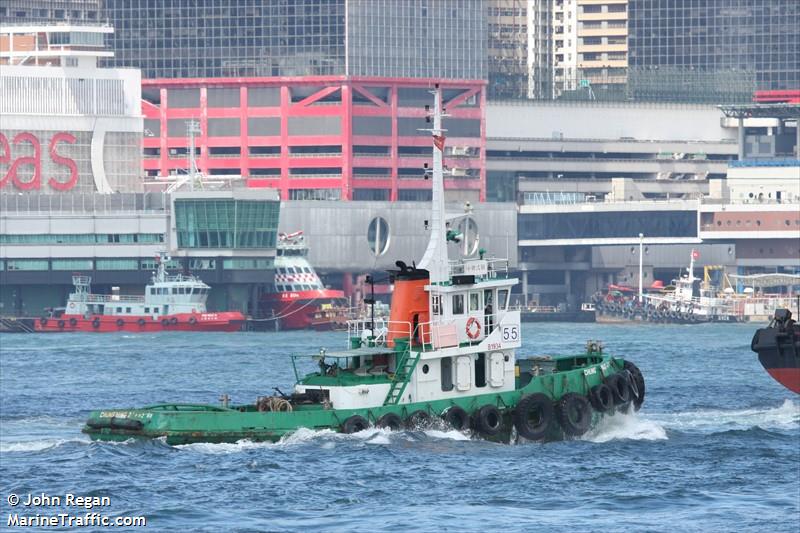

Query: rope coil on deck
[[256, 397, 293, 412]]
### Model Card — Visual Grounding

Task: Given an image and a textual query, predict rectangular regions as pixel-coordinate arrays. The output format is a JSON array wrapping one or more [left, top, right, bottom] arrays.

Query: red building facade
[[142, 76, 486, 201]]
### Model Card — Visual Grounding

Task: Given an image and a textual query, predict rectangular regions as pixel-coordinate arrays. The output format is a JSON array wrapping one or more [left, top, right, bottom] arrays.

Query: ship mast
[[418, 86, 449, 285]]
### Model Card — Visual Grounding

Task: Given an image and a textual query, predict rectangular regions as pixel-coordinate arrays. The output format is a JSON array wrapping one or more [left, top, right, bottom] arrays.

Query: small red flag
[[433, 134, 446, 152], [692, 249, 700, 260]]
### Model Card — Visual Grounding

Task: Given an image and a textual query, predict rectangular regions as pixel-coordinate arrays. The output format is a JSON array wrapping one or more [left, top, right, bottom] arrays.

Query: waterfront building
[[139, 76, 485, 202], [0, 190, 280, 318], [0, 24, 280, 317], [0, 24, 141, 194]]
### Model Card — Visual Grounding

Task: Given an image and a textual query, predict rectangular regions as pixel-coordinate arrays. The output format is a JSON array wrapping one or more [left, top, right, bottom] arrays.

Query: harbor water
[[1, 323, 798, 532]]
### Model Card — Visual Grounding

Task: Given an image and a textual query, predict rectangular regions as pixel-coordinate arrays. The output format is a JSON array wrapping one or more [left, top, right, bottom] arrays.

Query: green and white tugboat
[[83, 88, 646, 445]]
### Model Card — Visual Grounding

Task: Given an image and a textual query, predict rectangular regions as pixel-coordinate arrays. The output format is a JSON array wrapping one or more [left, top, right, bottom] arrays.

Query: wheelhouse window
[[432, 295, 442, 315], [498, 289, 509, 310], [452, 294, 464, 315], [469, 292, 480, 312]]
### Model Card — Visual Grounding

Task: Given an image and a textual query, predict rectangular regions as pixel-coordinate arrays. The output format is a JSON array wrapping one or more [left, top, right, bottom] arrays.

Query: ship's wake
[[646, 398, 799, 434], [582, 412, 669, 443]]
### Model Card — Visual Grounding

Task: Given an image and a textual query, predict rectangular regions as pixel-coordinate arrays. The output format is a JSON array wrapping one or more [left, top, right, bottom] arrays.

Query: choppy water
[[1, 323, 798, 532]]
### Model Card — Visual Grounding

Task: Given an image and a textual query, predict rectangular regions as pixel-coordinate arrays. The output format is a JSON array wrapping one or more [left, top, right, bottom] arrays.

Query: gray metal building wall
[[278, 201, 517, 272]]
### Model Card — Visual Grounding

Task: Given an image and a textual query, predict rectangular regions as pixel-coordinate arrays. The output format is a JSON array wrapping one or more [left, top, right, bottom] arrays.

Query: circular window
[[455, 217, 480, 257], [756, 220, 761, 226], [367, 216, 390, 256], [422, 364, 430, 374], [786, 220, 791, 226], [716, 220, 722, 226]]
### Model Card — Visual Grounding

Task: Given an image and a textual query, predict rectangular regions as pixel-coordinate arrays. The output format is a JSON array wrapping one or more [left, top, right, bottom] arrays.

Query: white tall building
[[0, 24, 142, 194]]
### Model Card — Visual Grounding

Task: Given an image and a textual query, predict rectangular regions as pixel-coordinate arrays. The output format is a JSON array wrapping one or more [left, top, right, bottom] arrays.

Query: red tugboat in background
[[751, 309, 800, 394], [260, 231, 350, 330], [36, 253, 245, 332]]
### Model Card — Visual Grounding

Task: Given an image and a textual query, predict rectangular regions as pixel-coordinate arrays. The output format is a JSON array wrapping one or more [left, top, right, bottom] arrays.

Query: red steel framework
[[142, 76, 486, 201]]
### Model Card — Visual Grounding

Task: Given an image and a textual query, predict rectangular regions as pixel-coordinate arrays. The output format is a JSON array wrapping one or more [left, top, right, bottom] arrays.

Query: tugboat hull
[[83, 354, 644, 445], [35, 312, 245, 333], [751, 310, 800, 394]]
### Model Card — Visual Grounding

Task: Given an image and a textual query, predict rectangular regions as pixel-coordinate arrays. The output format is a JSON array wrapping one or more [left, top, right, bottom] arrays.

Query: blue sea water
[[0, 323, 798, 532]]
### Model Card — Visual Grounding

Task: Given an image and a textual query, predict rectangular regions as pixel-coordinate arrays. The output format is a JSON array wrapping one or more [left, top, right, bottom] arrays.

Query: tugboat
[[36, 253, 245, 333], [82, 88, 646, 444], [594, 250, 740, 324], [260, 231, 350, 330], [751, 309, 800, 394]]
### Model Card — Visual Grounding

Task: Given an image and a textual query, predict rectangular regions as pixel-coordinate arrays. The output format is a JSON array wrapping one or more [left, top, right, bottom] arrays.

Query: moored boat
[[751, 309, 800, 394], [83, 87, 646, 445], [35, 254, 245, 333], [259, 231, 350, 330]]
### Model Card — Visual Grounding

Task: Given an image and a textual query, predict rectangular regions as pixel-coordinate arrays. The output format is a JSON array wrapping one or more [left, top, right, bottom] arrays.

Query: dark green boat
[[83, 88, 646, 445]]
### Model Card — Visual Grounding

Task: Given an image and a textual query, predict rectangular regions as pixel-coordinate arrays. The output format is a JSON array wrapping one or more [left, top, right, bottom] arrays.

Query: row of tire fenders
[[338, 361, 645, 441], [39, 316, 198, 328]]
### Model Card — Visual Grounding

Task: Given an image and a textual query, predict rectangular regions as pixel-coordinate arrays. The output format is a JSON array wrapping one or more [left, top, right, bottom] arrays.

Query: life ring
[[442, 405, 470, 431], [605, 373, 631, 406], [92, 318, 101, 329], [473, 404, 503, 436], [341, 415, 369, 434], [555, 393, 593, 436], [137, 318, 146, 327], [375, 412, 402, 431], [589, 383, 614, 412], [68, 302, 75, 309], [513, 393, 554, 441], [188, 317, 197, 325], [465, 317, 481, 340], [405, 410, 431, 429], [57, 320, 65, 328]]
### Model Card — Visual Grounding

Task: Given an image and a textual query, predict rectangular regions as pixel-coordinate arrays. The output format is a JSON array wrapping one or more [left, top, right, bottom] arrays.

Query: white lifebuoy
[[466, 317, 481, 340]]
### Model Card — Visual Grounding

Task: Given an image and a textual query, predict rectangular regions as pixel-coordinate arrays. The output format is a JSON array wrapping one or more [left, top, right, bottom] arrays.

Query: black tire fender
[[606, 372, 631, 405], [555, 393, 593, 437], [116, 318, 125, 327], [589, 383, 614, 412], [405, 410, 431, 429], [170, 317, 178, 325], [161, 318, 170, 327], [375, 412, 402, 431], [92, 318, 101, 329], [513, 393, 554, 441], [442, 405, 470, 431], [137, 318, 146, 326], [40, 317, 48, 326], [623, 361, 646, 411], [473, 404, 503, 436], [69, 317, 77, 326], [341, 415, 369, 434], [57, 320, 65, 328], [189, 316, 197, 325]]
